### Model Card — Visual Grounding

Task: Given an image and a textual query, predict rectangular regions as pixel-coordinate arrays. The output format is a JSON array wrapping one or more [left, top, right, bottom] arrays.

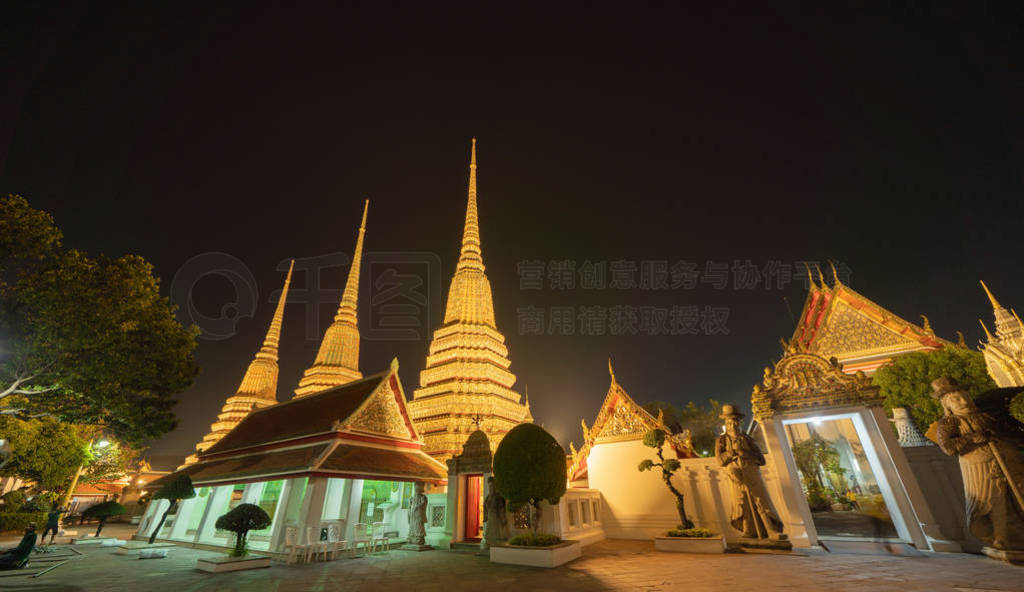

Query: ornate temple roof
[[408, 140, 530, 461], [183, 260, 295, 466], [155, 361, 447, 488], [978, 280, 1024, 387], [294, 200, 368, 397], [751, 348, 882, 421], [790, 265, 949, 374], [569, 361, 695, 482]]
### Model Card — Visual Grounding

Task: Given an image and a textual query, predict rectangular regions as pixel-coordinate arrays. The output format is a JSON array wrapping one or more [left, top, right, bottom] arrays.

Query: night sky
[[2, 4, 1023, 467]]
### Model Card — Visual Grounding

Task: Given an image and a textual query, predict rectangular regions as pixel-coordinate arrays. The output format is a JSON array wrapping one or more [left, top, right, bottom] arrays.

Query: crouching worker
[[0, 523, 37, 569]]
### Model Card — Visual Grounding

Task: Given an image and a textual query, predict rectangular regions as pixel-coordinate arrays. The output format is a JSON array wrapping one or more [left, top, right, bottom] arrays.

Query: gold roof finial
[[457, 138, 484, 272], [980, 318, 995, 340], [336, 199, 369, 325], [829, 261, 841, 285], [956, 331, 967, 348], [608, 358, 617, 383], [919, 315, 934, 335], [815, 264, 826, 287], [980, 280, 1003, 310], [804, 262, 817, 291]]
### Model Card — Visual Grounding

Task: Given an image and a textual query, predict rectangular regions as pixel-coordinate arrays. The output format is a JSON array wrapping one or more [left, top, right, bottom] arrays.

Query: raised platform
[[195, 555, 271, 573], [114, 542, 177, 555], [982, 546, 1024, 564], [654, 536, 726, 554], [490, 540, 581, 568]]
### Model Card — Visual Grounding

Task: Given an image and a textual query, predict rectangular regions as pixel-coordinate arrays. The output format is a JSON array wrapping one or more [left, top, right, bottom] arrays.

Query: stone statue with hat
[[931, 376, 1024, 559], [715, 404, 788, 544]]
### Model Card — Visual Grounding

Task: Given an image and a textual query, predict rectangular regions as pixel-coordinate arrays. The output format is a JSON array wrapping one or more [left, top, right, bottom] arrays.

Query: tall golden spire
[[185, 260, 294, 463], [294, 200, 368, 397], [409, 140, 529, 461], [457, 138, 484, 273], [981, 280, 1002, 310]]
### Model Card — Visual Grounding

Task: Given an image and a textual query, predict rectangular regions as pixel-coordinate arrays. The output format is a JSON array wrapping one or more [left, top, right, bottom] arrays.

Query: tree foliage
[[493, 423, 566, 532], [638, 428, 692, 529], [0, 195, 199, 444], [0, 417, 88, 490], [215, 503, 271, 557], [149, 474, 195, 544], [642, 399, 724, 457], [872, 348, 996, 429]]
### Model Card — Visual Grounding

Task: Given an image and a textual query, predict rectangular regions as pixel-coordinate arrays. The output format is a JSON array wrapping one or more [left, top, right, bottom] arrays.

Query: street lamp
[[96, 440, 110, 449]]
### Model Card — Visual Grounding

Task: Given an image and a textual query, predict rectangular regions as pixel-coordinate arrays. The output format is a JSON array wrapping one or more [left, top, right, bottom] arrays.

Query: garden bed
[[195, 555, 271, 573], [654, 535, 725, 554], [490, 540, 581, 567]]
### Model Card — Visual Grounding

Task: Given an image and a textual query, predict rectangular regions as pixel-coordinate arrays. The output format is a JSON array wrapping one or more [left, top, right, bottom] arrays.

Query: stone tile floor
[[0, 530, 1018, 592]]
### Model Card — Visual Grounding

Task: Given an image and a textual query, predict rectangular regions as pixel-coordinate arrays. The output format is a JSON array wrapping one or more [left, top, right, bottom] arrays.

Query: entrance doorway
[[783, 415, 901, 540], [463, 474, 483, 541]]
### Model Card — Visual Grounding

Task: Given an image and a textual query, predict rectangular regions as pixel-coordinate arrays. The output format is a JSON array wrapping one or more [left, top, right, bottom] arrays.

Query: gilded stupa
[[408, 140, 531, 461], [294, 200, 368, 397], [978, 280, 1024, 387], [183, 260, 295, 466]]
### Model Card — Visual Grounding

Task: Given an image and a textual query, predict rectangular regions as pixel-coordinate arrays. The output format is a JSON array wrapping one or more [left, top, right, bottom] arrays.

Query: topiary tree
[[638, 428, 693, 529], [1, 490, 25, 512], [873, 348, 996, 430], [493, 423, 567, 534], [215, 503, 271, 557], [148, 474, 195, 544], [83, 501, 125, 537]]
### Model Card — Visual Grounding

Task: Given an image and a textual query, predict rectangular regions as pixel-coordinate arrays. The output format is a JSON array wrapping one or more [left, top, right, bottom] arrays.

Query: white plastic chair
[[283, 526, 310, 564], [303, 527, 320, 563], [326, 524, 347, 560], [371, 522, 389, 553], [352, 522, 370, 556]]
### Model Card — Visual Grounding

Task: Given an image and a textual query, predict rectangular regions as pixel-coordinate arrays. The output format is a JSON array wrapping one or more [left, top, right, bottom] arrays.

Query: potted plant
[[82, 501, 126, 537], [490, 424, 579, 567], [639, 428, 724, 553], [195, 503, 272, 573], [148, 474, 195, 544]]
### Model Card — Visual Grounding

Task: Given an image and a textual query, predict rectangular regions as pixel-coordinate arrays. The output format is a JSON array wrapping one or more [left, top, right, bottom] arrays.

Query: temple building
[[978, 280, 1024, 387], [408, 140, 531, 462], [181, 260, 295, 466], [140, 361, 448, 553], [294, 200, 368, 397], [790, 267, 950, 375]]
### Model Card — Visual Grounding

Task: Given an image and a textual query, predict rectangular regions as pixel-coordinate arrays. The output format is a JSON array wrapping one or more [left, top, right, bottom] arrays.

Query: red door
[[464, 474, 483, 540]]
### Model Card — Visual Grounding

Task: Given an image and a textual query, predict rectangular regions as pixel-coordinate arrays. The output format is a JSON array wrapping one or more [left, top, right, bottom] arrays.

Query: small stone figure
[[931, 377, 1024, 558], [407, 482, 428, 546], [482, 476, 507, 548], [715, 404, 787, 543]]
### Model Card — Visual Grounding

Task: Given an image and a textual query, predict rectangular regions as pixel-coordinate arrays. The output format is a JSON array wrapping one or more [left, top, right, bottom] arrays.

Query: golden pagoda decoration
[[978, 280, 1024, 387], [182, 260, 295, 466], [790, 263, 951, 375], [294, 200, 368, 397], [408, 140, 531, 462]]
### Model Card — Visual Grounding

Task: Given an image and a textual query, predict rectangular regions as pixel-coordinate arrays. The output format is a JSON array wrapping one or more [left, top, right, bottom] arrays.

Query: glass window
[[185, 487, 211, 536], [249, 481, 284, 543]]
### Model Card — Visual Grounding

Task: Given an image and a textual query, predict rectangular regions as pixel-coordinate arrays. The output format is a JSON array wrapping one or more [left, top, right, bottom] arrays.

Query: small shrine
[[439, 428, 493, 547]]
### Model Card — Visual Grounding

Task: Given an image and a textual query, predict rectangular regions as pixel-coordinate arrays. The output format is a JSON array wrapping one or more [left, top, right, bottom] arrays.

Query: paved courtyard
[[0, 530, 1019, 592]]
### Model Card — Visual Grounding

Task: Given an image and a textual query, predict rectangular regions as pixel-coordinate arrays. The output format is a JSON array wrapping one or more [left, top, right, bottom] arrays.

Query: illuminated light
[[408, 140, 530, 462], [96, 440, 110, 448]]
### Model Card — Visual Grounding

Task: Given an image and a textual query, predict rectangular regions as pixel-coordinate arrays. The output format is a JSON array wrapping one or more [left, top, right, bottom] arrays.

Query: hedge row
[[0, 512, 49, 533]]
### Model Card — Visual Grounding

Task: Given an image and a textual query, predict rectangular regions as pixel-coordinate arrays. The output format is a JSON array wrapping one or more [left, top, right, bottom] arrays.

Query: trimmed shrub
[[667, 526, 713, 538], [0, 512, 48, 533], [83, 501, 126, 537], [149, 474, 195, 544], [215, 503, 271, 557], [507, 532, 561, 547], [493, 423, 566, 533], [1, 490, 25, 512]]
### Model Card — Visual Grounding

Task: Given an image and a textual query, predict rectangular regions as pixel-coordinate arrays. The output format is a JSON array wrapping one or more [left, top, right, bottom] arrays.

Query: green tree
[[148, 474, 195, 544], [493, 423, 566, 534], [82, 501, 126, 537], [0, 195, 199, 444], [642, 399, 725, 457], [638, 428, 693, 529], [873, 348, 996, 429], [0, 417, 88, 490], [215, 503, 271, 557]]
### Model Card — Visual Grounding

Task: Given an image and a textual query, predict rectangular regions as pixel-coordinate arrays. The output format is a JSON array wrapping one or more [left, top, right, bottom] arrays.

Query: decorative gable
[[342, 361, 419, 441], [752, 348, 882, 421]]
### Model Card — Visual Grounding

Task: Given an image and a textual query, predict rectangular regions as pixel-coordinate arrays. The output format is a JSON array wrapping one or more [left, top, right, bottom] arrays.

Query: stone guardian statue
[[404, 482, 430, 550], [482, 476, 507, 548], [931, 377, 1024, 560], [715, 404, 788, 545]]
